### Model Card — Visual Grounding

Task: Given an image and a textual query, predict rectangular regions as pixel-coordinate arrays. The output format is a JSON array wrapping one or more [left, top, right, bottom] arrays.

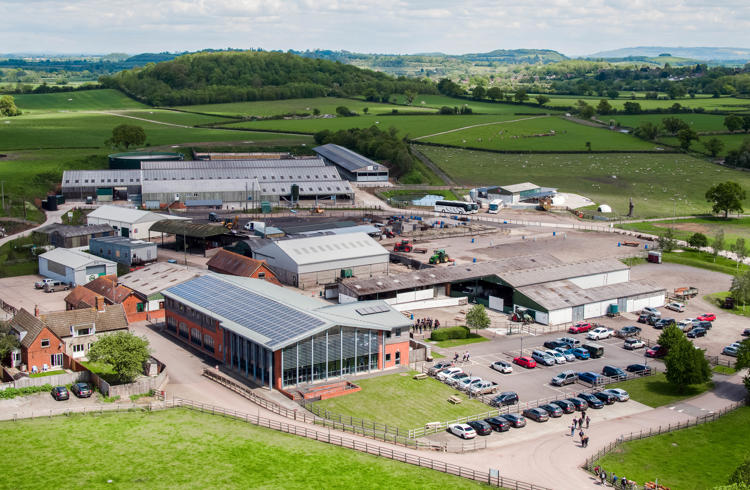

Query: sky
[[1, 0, 749, 56]]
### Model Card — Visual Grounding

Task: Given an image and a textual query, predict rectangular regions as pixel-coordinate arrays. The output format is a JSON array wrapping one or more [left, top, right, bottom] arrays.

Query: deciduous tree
[[472, 86, 486, 100], [87, 331, 151, 383], [513, 89, 528, 103], [725, 114, 744, 133], [486, 87, 503, 101], [705, 182, 746, 218], [657, 324, 684, 352], [596, 99, 613, 115], [106, 124, 146, 149], [732, 238, 748, 270], [466, 304, 490, 333], [688, 232, 708, 248], [702, 137, 724, 157], [664, 334, 711, 392], [677, 127, 699, 150], [730, 271, 750, 311], [712, 229, 725, 262], [0, 95, 21, 116], [633, 122, 659, 141], [662, 116, 689, 135], [535, 95, 550, 107]]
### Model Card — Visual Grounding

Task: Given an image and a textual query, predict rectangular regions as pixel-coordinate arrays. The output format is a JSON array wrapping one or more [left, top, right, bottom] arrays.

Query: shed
[[206, 249, 281, 284], [313, 144, 389, 183], [33, 224, 114, 248], [89, 236, 157, 266], [38, 248, 117, 286], [148, 219, 237, 253], [86, 205, 185, 239]]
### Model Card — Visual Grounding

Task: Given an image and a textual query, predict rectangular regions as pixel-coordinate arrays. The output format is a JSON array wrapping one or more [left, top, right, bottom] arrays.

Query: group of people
[[592, 467, 633, 488], [453, 351, 471, 363], [569, 412, 591, 447], [412, 317, 440, 333]]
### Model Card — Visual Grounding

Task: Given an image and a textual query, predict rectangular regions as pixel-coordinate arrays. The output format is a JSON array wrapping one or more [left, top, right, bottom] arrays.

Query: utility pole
[[1, 181, 4, 212]]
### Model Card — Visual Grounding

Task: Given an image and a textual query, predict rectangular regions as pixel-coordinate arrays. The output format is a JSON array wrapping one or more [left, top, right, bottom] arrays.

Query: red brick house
[[40, 303, 129, 361], [64, 275, 143, 323], [8, 309, 66, 373], [206, 249, 281, 285]]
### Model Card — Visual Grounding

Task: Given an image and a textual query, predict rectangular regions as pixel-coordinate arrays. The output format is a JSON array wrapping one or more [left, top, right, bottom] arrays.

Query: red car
[[568, 322, 593, 334], [697, 313, 716, 322], [646, 344, 668, 358], [513, 356, 537, 369]]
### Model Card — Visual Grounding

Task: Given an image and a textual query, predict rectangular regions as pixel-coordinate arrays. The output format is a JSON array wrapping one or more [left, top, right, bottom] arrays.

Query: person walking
[[570, 423, 575, 436], [454, 352, 459, 363], [466, 352, 471, 362], [579, 429, 584, 446], [612, 473, 618, 487], [600, 470, 606, 486], [586, 415, 590, 429]]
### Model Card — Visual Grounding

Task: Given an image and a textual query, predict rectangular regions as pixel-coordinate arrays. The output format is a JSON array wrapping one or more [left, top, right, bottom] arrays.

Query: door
[[618, 297, 628, 312], [50, 353, 63, 367], [121, 227, 130, 238], [572, 305, 584, 322]]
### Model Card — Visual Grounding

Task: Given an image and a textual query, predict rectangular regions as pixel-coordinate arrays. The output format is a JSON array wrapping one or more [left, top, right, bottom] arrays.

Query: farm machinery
[[429, 249, 451, 264], [393, 240, 427, 254]]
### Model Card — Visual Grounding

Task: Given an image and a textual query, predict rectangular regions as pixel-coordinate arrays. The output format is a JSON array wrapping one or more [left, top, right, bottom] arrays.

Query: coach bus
[[487, 199, 503, 214], [434, 200, 478, 214]]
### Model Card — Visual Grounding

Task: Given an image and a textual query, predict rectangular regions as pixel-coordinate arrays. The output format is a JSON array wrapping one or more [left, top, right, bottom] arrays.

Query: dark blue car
[[577, 371, 602, 385], [578, 392, 604, 409]]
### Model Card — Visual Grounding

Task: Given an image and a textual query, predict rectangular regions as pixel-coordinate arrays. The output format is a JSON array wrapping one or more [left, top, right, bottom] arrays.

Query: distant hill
[[456, 49, 567, 64], [587, 46, 750, 61]]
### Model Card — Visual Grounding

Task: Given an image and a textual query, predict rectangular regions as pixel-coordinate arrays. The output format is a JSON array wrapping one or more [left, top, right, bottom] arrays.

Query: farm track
[[413, 115, 549, 140]]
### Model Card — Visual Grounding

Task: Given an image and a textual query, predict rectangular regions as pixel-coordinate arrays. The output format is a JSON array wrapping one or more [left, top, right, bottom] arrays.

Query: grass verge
[[432, 334, 490, 349], [705, 292, 750, 318], [712, 365, 737, 375], [0, 408, 482, 488], [662, 250, 748, 275], [595, 406, 750, 489], [605, 372, 714, 408]]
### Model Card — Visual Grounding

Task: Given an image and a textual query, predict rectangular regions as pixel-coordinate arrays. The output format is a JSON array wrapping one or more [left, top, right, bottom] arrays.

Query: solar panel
[[166, 276, 325, 348], [356, 304, 390, 316]]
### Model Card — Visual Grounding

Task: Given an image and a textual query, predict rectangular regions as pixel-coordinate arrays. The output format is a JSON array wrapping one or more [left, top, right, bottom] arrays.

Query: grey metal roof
[[262, 232, 389, 266], [86, 205, 177, 224], [280, 220, 358, 234], [149, 220, 228, 238], [89, 236, 156, 250], [163, 274, 409, 350], [142, 179, 261, 194], [500, 182, 539, 193], [117, 262, 206, 297], [314, 144, 387, 173], [297, 225, 380, 236], [499, 258, 629, 288], [185, 200, 223, 206], [141, 167, 343, 182], [62, 170, 141, 188], [258, 180, 352, 196], [40, 248, 116, 270], [142, 159, 326, 170], [516, 280, 665, 311], [35, 224, 114, 238]]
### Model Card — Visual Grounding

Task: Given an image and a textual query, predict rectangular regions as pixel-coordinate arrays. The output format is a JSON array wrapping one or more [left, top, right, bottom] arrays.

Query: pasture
[[109, 109, 234, 126], [536, 94, 750, 112], [389, 94, 554, 115], [11, 89, 146, 113], [617, 216, 750, 249], [0, 409, 482, 489], [611, 113, 729, 133], [421, 115, 658, 151], [419, 146, 750, 218], [660, 133, 750, 157]]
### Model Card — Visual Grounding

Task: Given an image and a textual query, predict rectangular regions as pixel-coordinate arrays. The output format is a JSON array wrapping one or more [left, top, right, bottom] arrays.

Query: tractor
[[393, 240, 413, 253], [429, 249, 449, 265], [222, 216, 239, 230]]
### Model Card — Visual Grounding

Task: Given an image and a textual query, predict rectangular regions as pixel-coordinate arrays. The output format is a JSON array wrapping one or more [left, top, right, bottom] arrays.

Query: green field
[[618, 217, 750, 249], [389, 94, 554, 115], [705, 292, 750, 318], [662, 250, 748, 275], [612, 113, 730, 133], [312, 372, 491, 430], [173, 96, 435, 117], [660, 133, 750, 157], [0, 408, 482, 489], [536, 94, 750, 112], [379, 188, 462, 202], [422, 115, 658, 151], [420, 147, 750, 218], [110, 109, 235, 126], [596, 406, 750, 489], [605, 372, 714, 408], [12, 89, 146, 113]]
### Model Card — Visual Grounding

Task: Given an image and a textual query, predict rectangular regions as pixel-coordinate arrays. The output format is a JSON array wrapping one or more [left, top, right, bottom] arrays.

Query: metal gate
[[618, 297, 628, 313], [572, 305, 584, 322]]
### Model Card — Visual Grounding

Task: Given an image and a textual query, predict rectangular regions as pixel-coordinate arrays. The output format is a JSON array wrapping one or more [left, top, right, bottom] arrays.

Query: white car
[[676, 320, 693, 332], [559, 337, 581, 348], [436, 367, 462, 381], [665, 302, 685, 312], [455, 376, 483, 392], [490, 360, 513, 374], [446, 371, 469, 386], [623, 338, 645, 350], [448, 423, 477, 439], [554, 347, 575, 362], [587, 327, 614, 340], [642, 307, 660, 316], [602, 388, 630, 402], [546, 349, 566, 364]]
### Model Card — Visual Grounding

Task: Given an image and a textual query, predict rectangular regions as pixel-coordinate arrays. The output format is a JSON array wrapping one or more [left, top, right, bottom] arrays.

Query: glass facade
[[226, 330, 272, 388], [281, 326, 380, 388]]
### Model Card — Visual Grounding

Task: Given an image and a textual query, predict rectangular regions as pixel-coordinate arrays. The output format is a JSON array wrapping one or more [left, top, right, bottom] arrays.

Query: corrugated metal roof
[[149, 220, 228, 238], [297, 225, 380, 236], [62, 170, 141, 188], [40, 248, 116, 270], [141, 167, 342, 182], [35, 224, 114, 238], [500, 182, 539, 193], [142, 159, 325, 170], [86, 205, 168, 224], [258, 180, 352, 196], [89, 236, 156, 249], [314, 144, 387, 173], [516, 280, 665, 311], [268, 232, 389, 266], [117, 262, 206, 297], [142, 179, 261, 194], [499, 259, 629, 288]]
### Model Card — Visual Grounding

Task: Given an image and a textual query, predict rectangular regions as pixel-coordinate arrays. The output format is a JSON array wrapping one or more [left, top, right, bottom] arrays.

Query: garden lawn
[[12, 89, 147, 113], [595, 406, 750, 489], [422, 115, 657, 151], [618, 216, 750, 250], [312, 371, 491, 430], [29, 370, 65, 378], [604, 372, 713, 408], [419, 147, 750, 218], [662, 250, 748, 275], [0, 408, 482, 489], [432, 334, 490, 349]]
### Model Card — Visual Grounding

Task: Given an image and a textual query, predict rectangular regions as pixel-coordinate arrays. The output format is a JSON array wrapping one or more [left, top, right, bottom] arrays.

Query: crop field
[[660, 133, 750, 157], [0, 409, 481, 489], [536, 94, 750, 112], [12, 89, 146, 113], [419, 146, 750, 218], [172, 96, 435, 117], [618, 216, 750, 249], [421, 115, 658, 151], [389, 94, 554, 115], [611, 113, 730, 133], [225, 113, 522, 138]]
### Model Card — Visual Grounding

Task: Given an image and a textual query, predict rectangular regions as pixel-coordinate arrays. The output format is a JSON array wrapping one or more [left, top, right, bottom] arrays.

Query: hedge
[[430, 326, 469, 341], [0, 383, 53, 399]]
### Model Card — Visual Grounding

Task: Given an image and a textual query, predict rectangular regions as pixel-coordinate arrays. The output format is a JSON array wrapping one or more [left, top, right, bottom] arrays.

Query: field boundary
[[411, 140, 681, 154]]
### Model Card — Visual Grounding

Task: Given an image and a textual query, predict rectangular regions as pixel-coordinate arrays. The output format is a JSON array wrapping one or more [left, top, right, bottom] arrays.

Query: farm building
[[86, 205, 185, 239], [38, 248, 117, 286], [313, 144, 389, 183], [33, 224, 115, 249], [339, 255, 665, 325], [163, 273, 411, 393], [476, 182, 556, 205], [61, 158, 354, 208], [148, 220, 238, 254], [194, 151, 292, 160], [206, 249, 281, 285], [116, 262, 207, 321], [108, 151, 183, 170], [252, 232, 390, 289], [88, 236, 157, 266]]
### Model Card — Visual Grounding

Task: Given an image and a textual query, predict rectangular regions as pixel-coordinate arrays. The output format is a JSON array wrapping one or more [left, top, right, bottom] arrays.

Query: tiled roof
[[11, 309, 51, 348], [40, 304, 128, 338], [206, 249, 267, 277], [64, 286, 101, 309], [83, 275, 133, 303]]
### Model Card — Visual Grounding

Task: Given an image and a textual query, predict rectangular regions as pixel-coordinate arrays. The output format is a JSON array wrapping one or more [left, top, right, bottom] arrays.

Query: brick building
[[65, 275, 143, 323], [206, 249, 280, 285]]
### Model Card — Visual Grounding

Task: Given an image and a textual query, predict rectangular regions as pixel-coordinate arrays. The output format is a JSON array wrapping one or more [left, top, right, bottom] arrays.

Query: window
[[41, 339, 50, 348], [77, 327, 91, 336], [190, 328, 202, 346], [385, 331, 391, 339], [167, 316, 177, 333], [395, 351, 401, 365], [73, 344, 85, 353], [203, 334, 214, 352], [258, 272, 266, 279], [136, 303, 145, 312], [178, 322, 188, 339], [385, 353, 391, 362], [394, 328, 401, 337], [115, 250, 120, 258]]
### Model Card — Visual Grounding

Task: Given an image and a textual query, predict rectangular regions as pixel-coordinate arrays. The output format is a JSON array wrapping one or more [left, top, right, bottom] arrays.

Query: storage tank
[[108, 151, 183, 169]]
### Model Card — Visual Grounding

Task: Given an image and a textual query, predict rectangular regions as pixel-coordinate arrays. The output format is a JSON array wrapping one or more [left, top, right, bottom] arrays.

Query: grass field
[[110, 109, 236, 126], [660, 133, 750, 157], [419, 147, 750, 218], [605, 372, 714, 408], [0, 409, 482, 489], [422, 115, 658, 151], [618, 216, 750, 249], [612, 113, 730, 133], [380, 188, 461, 202], [662, 250, 748, 275], [12, 89, 146, 113], [536, 94, 750, 112], [705, 292, 750, 317], [313, 371, 491, 429], [389, 94, 555, 115], [596, 406, 750, 489], [173, 96, 436, 117]]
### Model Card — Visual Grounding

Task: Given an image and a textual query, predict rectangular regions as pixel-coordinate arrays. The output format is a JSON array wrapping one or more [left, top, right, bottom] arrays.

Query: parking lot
[[0, 274, 69, 316]]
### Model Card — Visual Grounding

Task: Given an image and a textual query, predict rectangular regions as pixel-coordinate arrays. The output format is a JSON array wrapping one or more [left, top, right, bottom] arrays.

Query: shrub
[[688, 232, 709, 248], [430, 326, 469, 341], [0, 383, 53, 399]]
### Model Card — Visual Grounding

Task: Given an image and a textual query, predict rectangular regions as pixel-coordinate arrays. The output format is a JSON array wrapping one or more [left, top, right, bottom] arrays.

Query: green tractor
[[429, 249, 449, 265]]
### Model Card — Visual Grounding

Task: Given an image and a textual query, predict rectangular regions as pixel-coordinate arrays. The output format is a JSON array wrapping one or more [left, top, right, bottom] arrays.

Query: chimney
[[96, 296, 106, 312], [34, 305, 39, 317]]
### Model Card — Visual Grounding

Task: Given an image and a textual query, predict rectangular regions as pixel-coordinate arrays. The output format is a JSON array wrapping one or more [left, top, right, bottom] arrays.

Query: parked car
[[582, 343, 604, 358], [687, 327, 707, 338], [571, 347, 590, 360], [559, 337, 581, 348], [490, 360, 513, 374], [626, 363, 652, 375], [676, 320, 694, 333], [531, 350, 555, 366], [647, 315, 661, 326], [44, 280, 70, 293], [554, 347, 576, 362], [742, 328, 750, 337], [623, 338, 645, 350], [35, 278, 55, 289], [550, 399, 576, 414], [568, 322, 594, 334], [551, 370, 578, 386], [723, 345, 739, 357], [428, 360, 454, 375], [587, 327, 614, 340], [617, 326, 642, 338], [566, 397, 589, 411], [695, 320, 712, 330], [654, 318, 676, 329], [578, 392, 604, 409], [456, 376, 483, 392], [602, 388, 630, 402], [490, 392, 519, 407], [51, 386, 69, 401], [601, 365, 627, 380], [543, 339, 568, 350], [448, 423, 477, 439], [499, 413, 526, 428], [593, 391, 617, 405], [646, 344, 668, 358], [523, 407, 549, 422], [577, 371, 603, 385], [70, 382, 92, 398], [446, 371, 469, 386], [436, 367, 462, 381], [697, 313, 716, 322], [513, 356, 537, 369], [468, 380, 499, 396], [665, 302, 685, 312], [484, 416, 511, 432], [466, 420, 493, 436], [546, 349, 567, 364], [538, 403, 563, 418], [637, 313, 651, 324], [642, 307, 660, 317]]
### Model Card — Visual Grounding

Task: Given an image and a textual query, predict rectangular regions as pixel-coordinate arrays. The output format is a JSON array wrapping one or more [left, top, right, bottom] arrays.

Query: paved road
[[0, 203, 77, 248]]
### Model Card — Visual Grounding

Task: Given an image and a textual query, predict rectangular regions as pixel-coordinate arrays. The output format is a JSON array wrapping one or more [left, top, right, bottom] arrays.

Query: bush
[[430, 326, 469, 341], [0, 383, 53, 399], [688, 232, 709, 248]]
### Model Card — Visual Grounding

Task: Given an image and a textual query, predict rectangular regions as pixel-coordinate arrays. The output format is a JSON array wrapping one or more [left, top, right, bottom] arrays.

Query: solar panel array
[[167, 275, 325, 348], [355, 304, 390, 316]]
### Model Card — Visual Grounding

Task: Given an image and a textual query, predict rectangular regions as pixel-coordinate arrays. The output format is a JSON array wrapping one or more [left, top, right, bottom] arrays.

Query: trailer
[[674, 286, 699, 300]]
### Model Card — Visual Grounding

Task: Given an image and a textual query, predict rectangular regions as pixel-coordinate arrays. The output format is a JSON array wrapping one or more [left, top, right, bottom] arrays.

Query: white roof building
[[86, 205, 185, 239], [38, 248, 118, 286]]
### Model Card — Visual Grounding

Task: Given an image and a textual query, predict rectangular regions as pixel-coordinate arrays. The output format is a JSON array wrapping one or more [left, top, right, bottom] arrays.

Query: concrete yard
[[0, 275, 69, 316]]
